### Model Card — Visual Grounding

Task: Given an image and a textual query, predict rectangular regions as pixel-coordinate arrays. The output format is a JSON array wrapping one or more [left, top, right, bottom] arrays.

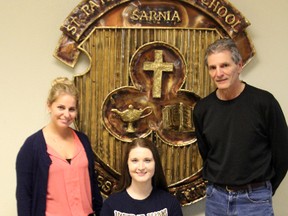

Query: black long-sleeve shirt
[[193, 83, 288, 194]]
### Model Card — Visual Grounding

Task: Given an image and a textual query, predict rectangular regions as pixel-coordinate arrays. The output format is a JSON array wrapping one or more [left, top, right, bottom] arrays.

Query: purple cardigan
[[16, 129, 103, 216]]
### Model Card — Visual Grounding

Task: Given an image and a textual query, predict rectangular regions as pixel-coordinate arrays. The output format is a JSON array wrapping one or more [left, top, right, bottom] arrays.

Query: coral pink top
[[45, 131, 93, 216]]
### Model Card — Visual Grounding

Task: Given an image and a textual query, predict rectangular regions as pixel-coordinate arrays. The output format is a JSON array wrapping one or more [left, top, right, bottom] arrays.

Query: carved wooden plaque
[[54, 0, 255, 206]]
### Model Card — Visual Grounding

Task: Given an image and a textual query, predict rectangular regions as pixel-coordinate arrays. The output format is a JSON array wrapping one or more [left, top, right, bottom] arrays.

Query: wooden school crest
[[54, 0, 255, 205]]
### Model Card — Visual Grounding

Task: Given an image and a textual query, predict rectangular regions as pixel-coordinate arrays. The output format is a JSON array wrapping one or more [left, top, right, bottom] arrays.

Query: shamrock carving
[[102, 42, 200, 145]]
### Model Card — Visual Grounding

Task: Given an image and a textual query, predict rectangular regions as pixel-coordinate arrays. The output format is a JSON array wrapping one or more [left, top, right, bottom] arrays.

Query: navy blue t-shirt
[[100, 188, 183, 216]]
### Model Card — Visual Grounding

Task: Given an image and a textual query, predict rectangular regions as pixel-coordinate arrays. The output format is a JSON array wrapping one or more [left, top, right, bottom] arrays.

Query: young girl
[[100, 138, 183, 216]]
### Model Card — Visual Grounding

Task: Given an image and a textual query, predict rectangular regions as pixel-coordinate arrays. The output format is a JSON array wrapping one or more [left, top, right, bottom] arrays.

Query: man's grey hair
[[204, 38, 242, 66]]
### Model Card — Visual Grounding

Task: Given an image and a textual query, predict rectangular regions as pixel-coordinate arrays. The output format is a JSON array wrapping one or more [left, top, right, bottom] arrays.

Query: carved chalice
[[112, 104, 152, 133]]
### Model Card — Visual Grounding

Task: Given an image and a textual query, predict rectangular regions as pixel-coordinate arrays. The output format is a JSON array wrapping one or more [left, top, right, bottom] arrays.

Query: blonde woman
[[16, 77, 103, 216]]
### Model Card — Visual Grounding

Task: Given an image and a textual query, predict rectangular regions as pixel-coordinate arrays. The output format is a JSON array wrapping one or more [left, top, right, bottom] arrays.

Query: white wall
[[1, 0, 287, 215]]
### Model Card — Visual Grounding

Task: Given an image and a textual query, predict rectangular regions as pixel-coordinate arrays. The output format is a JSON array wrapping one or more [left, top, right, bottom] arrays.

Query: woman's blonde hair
[[47, 77, 79, 106]]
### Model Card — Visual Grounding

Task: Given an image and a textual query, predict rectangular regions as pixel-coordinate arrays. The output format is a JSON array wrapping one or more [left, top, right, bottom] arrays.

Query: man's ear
[[237, 61, 243, 74]]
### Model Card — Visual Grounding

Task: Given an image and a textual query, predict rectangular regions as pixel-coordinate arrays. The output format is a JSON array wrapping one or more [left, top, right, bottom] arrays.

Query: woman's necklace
[[48, 132, 75, 159]]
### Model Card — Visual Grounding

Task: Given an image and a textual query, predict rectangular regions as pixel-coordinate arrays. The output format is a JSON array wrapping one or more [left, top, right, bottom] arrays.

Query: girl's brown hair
[[117, 138, 168, 192]]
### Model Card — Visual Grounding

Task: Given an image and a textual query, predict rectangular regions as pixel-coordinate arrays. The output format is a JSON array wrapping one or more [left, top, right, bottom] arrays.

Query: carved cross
[[143, 50, 174, 98]]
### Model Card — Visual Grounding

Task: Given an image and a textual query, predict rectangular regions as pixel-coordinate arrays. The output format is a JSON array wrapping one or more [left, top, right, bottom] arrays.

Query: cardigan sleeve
[[16, 137, 35, 216]]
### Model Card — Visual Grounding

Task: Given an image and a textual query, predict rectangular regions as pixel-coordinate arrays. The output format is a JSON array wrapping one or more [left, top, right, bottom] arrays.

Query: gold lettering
[[158, 11, 166, 21], [150, 11, 158, 21], [66, 25, 77, 35], [97, 175, 113, 193], [201, 0, 210, 6], [81, 1, 100, 16], [89, 0, 100, 12], [65, 17, 80, 35], [217, 6, 228, 17], [97, 175, 104, 187], [231, 19, 241, 33], [201, 0, 242, 34], [70, 17, 80, 27], [139, 10, 148, 21], [208, 0, 220, 12], [102, 181, 112, 193], [225, 14, 236, 25], [171, 11, 181, 22], [81, 5, 91, 16], [130, 9, 140, 21], [181, 188, 193, 201], [129, 9, 181, 24]]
